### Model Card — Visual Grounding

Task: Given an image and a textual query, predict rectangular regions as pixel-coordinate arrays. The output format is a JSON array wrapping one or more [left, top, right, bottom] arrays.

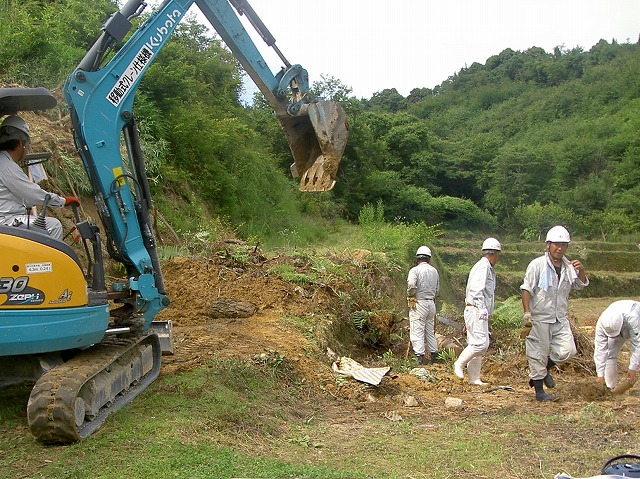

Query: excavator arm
[[64, 0, 348, 324], [70, 0, 347, 188]]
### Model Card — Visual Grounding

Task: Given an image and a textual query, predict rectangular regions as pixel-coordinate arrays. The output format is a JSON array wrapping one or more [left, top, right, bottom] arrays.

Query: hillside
[[4, 1, 640, 239]]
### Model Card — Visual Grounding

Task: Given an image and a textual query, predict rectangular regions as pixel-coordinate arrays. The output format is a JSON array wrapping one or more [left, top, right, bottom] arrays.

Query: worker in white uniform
[[454, 238, 501, 385], [593, 299, 640, 389], [407, 246, 440, 365], [520, 225, 588, 401], [0, 115, 78, 240]]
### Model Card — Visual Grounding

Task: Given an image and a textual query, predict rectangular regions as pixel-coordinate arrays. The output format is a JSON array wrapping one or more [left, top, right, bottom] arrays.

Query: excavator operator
[[0, 115, 78, 240]]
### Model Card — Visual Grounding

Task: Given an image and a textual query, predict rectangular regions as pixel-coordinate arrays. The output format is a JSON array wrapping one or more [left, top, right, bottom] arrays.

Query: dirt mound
[[156, 253, 342, 384]]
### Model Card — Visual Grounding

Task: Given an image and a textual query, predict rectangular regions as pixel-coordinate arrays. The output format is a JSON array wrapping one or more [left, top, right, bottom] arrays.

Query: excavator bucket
[[281, 100, 348, 192]]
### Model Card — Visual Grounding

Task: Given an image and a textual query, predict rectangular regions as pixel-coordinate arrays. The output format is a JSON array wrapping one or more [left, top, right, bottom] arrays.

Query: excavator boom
[[73, 0, 348, 193]]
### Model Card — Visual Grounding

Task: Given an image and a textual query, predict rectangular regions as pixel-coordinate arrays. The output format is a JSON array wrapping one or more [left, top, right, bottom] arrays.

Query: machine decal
[[0, 276, 45, 305], [0, 276, 28, 293], [26, 262, 53, 274], [106, 10, 183, 107], [146, 10, 183, 49], [49, 289, 73, 305], [107, 46, 154, 106]]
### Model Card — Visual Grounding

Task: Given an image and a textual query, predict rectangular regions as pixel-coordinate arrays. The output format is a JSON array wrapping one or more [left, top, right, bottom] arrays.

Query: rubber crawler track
[[27, 333, 161, 444]]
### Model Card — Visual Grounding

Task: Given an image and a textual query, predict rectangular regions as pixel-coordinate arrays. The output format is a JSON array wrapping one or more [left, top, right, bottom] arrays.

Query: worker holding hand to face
[[520, 225, 588, 401]]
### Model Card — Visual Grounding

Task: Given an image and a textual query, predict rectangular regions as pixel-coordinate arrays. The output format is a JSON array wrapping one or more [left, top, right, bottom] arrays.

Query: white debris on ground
[[410, 367, 437, 382], [331, 357, 390, 386]]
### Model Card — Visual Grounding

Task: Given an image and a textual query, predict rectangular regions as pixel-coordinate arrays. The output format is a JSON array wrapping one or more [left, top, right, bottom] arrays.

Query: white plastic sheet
[[331, 357, 390, 386]]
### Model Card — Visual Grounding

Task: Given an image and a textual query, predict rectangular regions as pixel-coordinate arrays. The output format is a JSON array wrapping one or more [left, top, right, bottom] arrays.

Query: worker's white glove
[[479, 308, 489, 321], [519, 312, 532, 339]]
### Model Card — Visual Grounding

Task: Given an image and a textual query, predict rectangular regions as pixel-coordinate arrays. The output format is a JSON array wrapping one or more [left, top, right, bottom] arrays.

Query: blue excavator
[[0, 0, 348, 443]]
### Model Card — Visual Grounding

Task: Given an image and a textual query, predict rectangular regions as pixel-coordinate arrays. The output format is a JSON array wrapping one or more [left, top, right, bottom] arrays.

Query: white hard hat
[[481, 237, 501, 252], [546, 225, 571, 243], [601, 313, 623, 337], [416, 246, 432, 257], [0, 115, 30, 137]]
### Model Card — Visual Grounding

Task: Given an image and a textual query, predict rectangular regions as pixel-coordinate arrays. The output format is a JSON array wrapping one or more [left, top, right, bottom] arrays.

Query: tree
[[366, 88, 407, 112], [0, 0, 117, 86], [312, 75, 353, 102]]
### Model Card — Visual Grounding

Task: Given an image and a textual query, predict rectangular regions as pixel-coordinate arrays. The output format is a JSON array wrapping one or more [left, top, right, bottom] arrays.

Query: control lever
[[31, 194, 51, 232]]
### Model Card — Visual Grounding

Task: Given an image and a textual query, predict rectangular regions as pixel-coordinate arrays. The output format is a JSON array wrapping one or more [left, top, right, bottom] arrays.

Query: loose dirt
[[155, 252, 640, 422]]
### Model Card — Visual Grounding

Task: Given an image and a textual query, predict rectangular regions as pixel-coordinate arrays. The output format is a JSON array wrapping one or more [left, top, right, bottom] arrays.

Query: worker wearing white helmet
[[407, 245, 440, 365], [593, 300, 640, 389], [0, 115, 78, 240], [520, 225, 588, 401], [454, 238, 501, 385]]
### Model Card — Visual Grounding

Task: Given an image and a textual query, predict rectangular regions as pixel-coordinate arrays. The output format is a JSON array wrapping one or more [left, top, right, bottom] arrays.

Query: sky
[[183, 0, 640, 100]]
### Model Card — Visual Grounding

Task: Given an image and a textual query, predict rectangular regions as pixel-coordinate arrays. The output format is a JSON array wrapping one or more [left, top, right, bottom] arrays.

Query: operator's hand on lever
[[64, 196, 80, 207]]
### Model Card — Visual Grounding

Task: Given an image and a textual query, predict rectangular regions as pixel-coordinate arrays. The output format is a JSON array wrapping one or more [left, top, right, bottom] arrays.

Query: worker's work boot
[[453, 348, 475, 380], [431, 351, 444, 364], [467, 356, 487, 386], [416, 354, 425, 365], [529, 379, 554, 401], [544, 358, 556, 389], [453, 361, 464, 379]]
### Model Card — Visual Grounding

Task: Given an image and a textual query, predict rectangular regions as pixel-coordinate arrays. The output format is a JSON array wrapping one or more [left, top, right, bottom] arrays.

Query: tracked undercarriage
[[26, 333, 161, 444]]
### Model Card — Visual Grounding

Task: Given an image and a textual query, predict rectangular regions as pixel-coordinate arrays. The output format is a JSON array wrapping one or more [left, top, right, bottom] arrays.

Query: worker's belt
[[466, 304, 475, 307]]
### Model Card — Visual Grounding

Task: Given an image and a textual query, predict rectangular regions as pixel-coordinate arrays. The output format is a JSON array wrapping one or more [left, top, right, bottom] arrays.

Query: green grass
[[2, 356, 636, 479], [0, 361, 358, 479]]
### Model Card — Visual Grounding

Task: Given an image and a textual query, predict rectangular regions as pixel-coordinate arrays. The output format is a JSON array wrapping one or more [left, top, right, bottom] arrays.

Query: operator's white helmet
[[481, 237, 501, 252], [416, 246, 432, 257], [0, 115, 30, 138], [546, 225, 571, 243]]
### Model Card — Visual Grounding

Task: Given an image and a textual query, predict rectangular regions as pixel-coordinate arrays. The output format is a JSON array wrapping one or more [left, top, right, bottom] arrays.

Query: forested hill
[[1, 0, 639, 244], [338, 40, 640, 240]]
